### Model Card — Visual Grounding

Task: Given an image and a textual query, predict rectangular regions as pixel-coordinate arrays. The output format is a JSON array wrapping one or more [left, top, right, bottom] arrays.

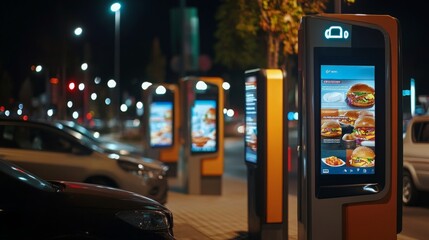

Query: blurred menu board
[[320, 65, 376, 175], [191, 100, 217, 153], [149, 101, 173, 148], [245, 76, 257, 164]]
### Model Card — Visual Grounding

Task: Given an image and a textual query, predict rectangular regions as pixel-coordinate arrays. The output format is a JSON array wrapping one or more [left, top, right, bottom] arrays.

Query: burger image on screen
[[349, 146, 375, 167], [321, 120, 342, 138], [353, 116, 375, 144], [339, 110, 359, 126], [346, 83, 375, 107], [164, 109, 172, 120], [353, 116, 375, 141], [359, 110, 374, 117], [203, 108, 216, 124]]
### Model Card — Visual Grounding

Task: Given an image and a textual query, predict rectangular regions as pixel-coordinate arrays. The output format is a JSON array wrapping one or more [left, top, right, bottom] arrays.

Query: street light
[[74, 27, 83, 36], [111, 3, 121, 127]]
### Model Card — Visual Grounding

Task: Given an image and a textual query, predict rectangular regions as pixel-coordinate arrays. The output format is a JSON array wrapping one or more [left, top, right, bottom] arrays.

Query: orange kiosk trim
[[266, 69, 284, 223], [198, 77, 225, 176], [159, 84, 181, 163]]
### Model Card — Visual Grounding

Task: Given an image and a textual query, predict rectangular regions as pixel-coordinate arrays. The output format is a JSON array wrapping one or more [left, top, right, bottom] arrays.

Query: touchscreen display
[[320, 65, 375, 175], [245, 76, 257, 164], [149, 101, 173, 147], [191, 100, 217, 153]]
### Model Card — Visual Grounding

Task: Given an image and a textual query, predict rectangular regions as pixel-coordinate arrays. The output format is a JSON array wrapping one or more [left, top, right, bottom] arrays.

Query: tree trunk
[[267, 32, 282, 68], [267, 34, 273, 68], [274, 37, 280, 69]]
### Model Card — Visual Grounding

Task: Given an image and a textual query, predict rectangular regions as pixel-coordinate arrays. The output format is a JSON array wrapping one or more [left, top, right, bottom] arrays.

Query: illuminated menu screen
[[149, 101, 173, 148], [191, 100, 217, 153], [245, 76, 257, 164], [320, 65, 375, 175]]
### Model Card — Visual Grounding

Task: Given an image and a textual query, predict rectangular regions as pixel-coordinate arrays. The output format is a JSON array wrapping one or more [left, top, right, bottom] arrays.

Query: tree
[[214, 0, 265, 69], [145, 37, 166, 84], [0, 70, 13, 106], [215, 0, 327, 69], [19, 77, 34, 114]]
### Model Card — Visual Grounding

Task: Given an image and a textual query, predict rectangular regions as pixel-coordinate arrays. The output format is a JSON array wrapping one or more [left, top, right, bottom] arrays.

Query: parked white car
[[0, 119, 169, 204], [403, 115, 429, 206]]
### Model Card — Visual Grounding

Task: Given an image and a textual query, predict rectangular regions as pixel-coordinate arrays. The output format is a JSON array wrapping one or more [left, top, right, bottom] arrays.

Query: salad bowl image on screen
[[320, 65, 376, 175], [245, 76, 257, 164], [191, 100, 217, 153], [149, 101, 173, 148]]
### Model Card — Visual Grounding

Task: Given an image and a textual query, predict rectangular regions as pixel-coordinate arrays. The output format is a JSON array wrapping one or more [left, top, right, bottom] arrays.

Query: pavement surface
[[114, 134, 415, 240], [165, 174, 295, 240], [165, 174, 415, 240]]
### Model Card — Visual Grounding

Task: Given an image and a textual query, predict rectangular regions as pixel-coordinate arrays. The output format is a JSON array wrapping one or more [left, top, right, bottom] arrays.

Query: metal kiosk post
[[179, 76, 224, 195], [143, 83, 180, 177], [244, 69, 288, 240], [297, 14, 402, 240]]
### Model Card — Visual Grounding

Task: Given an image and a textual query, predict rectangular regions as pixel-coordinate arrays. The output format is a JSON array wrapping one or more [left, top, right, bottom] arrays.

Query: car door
[[404, 120, 429, 190], [0, 123, 93, 182]]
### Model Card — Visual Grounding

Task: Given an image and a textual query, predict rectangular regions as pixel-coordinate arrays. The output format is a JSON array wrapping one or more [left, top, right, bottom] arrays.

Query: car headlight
[[117, 160, 163, 179], [116, 210, 170, 231]]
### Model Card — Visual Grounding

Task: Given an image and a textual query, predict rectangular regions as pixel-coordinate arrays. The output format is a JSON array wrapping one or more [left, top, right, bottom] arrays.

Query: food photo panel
[[320, 65, 375, 175]]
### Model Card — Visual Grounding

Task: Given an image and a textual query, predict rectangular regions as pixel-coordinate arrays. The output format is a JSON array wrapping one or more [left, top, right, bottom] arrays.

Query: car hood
[[99, 140, 144, 156], [56, 181, 165, 210], [115, 154, 169, 172]]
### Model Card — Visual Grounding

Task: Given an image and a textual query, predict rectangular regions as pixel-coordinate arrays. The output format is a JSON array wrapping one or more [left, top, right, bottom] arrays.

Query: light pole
[[335, 0, 342, 13], [33, 65, 50, 119], [111, 3, 121, 129]]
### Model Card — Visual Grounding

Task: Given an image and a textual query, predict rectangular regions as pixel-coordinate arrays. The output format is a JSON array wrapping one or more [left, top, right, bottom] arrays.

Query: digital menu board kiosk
[[245, 69, 288, 240], [179, 77, 224, 195], [143, 84, 180, 177], [298, 14, 402, 240]]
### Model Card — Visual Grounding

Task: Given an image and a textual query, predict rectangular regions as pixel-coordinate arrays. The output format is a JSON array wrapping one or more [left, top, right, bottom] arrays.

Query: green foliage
[[145, 38, 166, 83], [0, 70, 13, 106], [19, 77, 33, 109], [214, 0, 266, 69], [215, 0, 327, 69]]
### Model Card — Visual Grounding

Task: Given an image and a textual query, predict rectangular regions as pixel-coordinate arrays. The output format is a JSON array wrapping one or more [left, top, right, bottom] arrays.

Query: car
[[0, 158, 175, 240], [0, 118, 169, 204], [403, 115, 429, 206], [56, 120, 145, 156]]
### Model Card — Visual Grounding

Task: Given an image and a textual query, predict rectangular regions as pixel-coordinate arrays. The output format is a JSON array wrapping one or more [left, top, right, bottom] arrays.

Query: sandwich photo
[[203, 107, 216, 124], [353, 116, 375, 142], [339, 110, 359, 126], [349, 146, 375, 167], [321, 120, 342, 138], [359, 110, 374, 118], [346, 83, 375, 108]]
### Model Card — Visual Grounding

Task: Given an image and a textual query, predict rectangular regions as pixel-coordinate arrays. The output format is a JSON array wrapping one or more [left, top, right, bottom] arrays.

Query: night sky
[[0, 0, 221, 100], [1, 0, 428, 108]]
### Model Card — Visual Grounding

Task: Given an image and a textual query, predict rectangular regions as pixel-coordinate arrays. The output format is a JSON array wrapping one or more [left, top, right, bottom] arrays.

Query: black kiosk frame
[[148, 88, 175, 149], [190, 85, 219, 155], [179, 77, 224, 195], [143, 84, 181, 177], [298, 14, 401, 240], [245, 68, 287, 240], [314, 45, 387, 198]]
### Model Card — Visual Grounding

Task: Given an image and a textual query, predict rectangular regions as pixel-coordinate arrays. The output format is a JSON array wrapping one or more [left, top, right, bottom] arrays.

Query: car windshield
[[59, 121, 99, 142], [55, 121, 142, 155], [54, 122, 106, 153], [0, 160, 56, 192]]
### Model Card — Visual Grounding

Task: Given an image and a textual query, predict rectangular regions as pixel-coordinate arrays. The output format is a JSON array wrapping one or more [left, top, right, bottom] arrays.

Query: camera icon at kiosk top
[[325, 26, 349, 39]]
